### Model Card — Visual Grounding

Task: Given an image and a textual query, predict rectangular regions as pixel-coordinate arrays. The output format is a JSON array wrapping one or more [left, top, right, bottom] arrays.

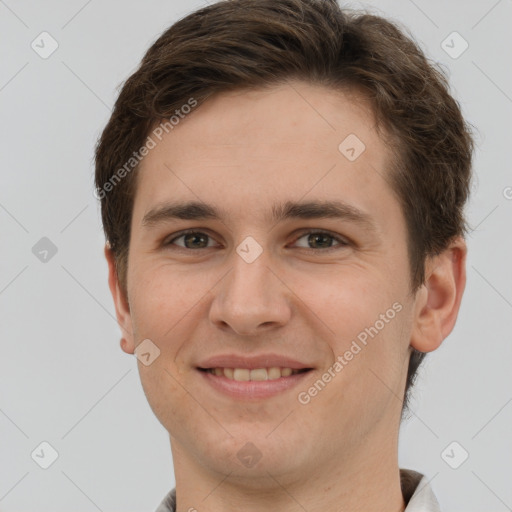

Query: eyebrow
[[141, 199, 377, 232]]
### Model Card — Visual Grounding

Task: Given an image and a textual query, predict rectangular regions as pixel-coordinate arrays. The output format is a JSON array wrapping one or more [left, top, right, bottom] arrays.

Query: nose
[[209, 247, 292, 336]]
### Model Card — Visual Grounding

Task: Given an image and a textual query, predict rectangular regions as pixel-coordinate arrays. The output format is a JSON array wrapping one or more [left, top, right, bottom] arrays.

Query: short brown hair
[[95, 0, 473, 415]]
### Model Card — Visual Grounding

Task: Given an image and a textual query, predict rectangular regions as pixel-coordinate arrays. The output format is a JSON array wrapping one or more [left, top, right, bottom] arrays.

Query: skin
[[106, 80, 466, 512]]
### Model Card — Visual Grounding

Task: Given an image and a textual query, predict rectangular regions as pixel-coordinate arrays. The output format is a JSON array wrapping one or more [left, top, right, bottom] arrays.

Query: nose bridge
[[231, 245, 271, 296], [225, 243, 275, 309], [209, 238, 290, 334]]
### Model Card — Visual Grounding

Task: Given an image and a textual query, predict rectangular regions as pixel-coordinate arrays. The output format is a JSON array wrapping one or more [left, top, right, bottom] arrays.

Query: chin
[[199, 428, 307, 481]]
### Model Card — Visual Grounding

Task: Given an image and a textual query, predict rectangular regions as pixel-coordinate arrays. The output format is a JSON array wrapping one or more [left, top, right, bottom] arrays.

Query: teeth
[[250, 368, 268, 381], [233, 368, 250, 381], [208, 367, 302, 381], [268, 367, 281, 379]]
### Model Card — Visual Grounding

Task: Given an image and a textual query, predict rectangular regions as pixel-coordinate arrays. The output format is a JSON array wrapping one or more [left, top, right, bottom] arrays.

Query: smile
[[196, 355, 314, 400], [204, 367, 307, 381]]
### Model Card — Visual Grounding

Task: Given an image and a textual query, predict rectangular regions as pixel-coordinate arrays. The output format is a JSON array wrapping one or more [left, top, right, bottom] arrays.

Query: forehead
[[133, 81, 400, 227]]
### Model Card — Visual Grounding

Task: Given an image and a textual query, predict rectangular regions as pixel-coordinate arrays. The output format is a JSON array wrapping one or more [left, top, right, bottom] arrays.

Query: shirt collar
[[155, 468, 440, 512], [401, 469, 441, 512]]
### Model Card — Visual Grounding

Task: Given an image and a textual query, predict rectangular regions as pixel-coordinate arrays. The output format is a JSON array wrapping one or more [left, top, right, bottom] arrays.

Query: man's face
[[117, 82, 420, 482]]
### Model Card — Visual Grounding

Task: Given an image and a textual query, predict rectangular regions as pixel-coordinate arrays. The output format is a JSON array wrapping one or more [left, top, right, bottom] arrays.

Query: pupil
[[185, 233, 207, 248], [310, 233, 331, 248]]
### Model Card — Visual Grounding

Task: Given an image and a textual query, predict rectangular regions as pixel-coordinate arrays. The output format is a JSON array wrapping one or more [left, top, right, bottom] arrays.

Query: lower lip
[[198, 369, 312, 400]]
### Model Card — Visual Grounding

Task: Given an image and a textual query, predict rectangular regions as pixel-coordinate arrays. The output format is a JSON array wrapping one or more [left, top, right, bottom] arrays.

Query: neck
[[169, 423, 406, 512]]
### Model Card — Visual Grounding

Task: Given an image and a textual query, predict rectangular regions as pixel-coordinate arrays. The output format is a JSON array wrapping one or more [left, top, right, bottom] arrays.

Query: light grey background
[[1, 0, 511, 511]]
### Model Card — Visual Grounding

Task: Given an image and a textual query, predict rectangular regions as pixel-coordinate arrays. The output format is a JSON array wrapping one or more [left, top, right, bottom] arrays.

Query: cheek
[[338, 302, 412, 412], [289, 265, 403, 342], [301, 304, 412, 441], [137, 359, 214, 445], [296, 268, 411, 394], [127, 262, 212, 432], [128, 261, 212, 344]]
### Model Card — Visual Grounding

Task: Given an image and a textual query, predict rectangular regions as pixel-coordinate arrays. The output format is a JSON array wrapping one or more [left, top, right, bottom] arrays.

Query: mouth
[[199, 367, 310, 381], [196, 356, 314, 399]]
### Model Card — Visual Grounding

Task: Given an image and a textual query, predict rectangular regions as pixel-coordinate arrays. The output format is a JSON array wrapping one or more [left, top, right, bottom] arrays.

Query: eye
[[165, 230, 218, 249], [163, 229, 349, 252], [291, 230, 349, 251]]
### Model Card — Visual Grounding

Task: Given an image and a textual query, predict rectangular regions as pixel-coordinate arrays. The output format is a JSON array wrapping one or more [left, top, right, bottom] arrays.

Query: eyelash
[[164, 229, 350, 252]]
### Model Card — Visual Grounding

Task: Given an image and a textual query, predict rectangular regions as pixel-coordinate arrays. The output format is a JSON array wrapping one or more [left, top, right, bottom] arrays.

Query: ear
[[105, 245, 135, 355], [410, 237, 467, 353]]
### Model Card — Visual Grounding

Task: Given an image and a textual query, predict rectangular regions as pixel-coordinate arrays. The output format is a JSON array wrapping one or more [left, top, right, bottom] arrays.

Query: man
[[95, 0, 473, 510]]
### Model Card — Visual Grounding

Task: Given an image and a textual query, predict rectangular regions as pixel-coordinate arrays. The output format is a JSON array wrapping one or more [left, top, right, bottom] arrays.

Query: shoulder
[[154, 488, 176, 512], [401, 469, 441, 512]]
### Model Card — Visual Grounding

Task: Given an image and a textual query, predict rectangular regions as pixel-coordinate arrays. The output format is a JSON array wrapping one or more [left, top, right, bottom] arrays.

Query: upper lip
[[197, 354, 313, 370]]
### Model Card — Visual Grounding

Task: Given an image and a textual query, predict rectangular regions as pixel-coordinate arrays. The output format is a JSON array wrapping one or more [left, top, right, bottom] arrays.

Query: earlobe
[[410, 237, 467, 353], [104, 245, 135, 355], [120, 337, 133, 354]]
